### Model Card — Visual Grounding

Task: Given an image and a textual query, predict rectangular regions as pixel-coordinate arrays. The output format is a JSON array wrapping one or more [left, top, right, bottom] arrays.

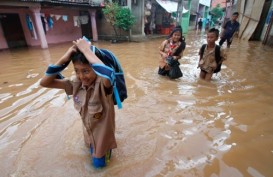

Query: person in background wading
[[198, 18, 203, 32], [40, 38, 117, 169], [219, 12, 240, 48], [158, 26, 186, 77]]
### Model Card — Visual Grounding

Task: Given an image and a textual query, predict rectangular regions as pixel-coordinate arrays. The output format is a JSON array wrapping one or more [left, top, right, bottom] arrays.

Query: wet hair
[[168, 25, 183, 38], [70, 51, 89, 65], [167, 25, 186, 56], [233, 12, 239, 16], [208, 28, 219, 38]]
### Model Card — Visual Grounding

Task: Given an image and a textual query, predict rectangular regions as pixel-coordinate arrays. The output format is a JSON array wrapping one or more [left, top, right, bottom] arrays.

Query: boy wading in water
[[40, 38, 117, 168], [219, 12, 240, 48], [198, 28, 227, 81]]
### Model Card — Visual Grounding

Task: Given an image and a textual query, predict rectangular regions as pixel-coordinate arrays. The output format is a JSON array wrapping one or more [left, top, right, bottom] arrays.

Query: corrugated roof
[[20, 0, 103, 7]]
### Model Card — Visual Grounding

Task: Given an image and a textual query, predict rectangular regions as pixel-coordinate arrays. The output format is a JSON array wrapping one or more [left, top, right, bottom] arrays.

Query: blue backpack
[[90, 45, 127, 109]]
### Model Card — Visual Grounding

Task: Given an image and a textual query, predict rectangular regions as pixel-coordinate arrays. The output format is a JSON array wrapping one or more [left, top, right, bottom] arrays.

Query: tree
[[102, 2, 135, 41], [116, 7, 135, 31], [210, 4, 224, 24]]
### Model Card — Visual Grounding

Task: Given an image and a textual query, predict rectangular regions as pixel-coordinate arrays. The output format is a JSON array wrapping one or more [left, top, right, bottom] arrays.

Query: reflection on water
[[0, 32, 273, 177]]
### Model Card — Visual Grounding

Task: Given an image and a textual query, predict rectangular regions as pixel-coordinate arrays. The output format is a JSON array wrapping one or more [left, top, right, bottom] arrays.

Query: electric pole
[[176, 0, 184, 26]]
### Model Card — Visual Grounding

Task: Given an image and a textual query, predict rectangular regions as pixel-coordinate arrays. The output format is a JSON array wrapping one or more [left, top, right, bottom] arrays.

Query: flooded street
[[0, 32, 273, 177]]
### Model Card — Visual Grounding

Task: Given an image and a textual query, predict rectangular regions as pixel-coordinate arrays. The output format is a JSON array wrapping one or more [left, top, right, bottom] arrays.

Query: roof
[[156, 0, 189, 14], [20, 0, 104, 7]]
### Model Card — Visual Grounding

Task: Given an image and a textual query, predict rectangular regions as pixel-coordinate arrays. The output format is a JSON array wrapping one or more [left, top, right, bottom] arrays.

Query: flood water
[[0, 32, 273, 177]]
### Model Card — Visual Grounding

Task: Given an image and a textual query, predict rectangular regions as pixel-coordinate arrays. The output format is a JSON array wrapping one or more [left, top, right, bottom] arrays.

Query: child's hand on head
[[62, 45, 77, 63], [68, 45, 77, 53], [73, 38, 91, 54]]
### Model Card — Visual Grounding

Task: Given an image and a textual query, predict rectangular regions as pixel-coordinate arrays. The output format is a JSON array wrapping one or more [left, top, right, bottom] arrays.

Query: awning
[[156, 0, 189, 14]]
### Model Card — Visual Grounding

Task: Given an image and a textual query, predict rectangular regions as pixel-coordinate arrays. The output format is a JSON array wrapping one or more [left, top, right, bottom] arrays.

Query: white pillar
[[128, 0, 132, 40], [0, 21, 8, 49], [127, 0, 131, 9], [30, 6, 48, 49], [142, 0, 145, 36], [88, 9, 98, 42]]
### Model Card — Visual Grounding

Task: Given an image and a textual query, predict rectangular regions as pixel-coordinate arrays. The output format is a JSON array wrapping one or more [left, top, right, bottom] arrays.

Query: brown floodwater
[[0, 32, 273, 177]]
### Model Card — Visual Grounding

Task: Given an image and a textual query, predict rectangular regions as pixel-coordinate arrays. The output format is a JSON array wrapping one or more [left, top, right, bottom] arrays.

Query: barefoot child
[[198, 28, 227, 81], [40, 38, 117, 168]]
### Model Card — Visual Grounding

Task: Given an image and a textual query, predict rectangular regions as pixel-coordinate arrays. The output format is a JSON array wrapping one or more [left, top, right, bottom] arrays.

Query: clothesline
[[26, 14, 89, 32]]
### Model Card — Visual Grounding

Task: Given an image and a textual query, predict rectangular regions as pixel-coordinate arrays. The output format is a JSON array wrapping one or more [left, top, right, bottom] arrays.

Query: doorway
[[80, 11, 92, 40], [0, 13, 27, 48]]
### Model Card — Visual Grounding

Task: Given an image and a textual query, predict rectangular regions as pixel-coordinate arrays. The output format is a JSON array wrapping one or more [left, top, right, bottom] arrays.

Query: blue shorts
[[90, 147, 112, 168]]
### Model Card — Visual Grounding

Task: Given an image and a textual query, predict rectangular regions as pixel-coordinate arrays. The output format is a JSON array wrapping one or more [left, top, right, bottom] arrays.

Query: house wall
[[211, 0, 226, 8], [0, 15, 8, 49], [261, 0, 273, 43], [39, 9, 82, 44], [95, 0, 145, 40], [131, 0, 145, 36], [190, 0, 199, 29], [0, 8, 30, 48], [181, 0, 192, 33], [96, 8, 120, 39], [0, 6, 84, 49]]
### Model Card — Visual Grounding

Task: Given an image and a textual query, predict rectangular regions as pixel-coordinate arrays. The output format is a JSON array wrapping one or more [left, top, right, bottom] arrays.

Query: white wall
[[199, 0, 210, 7]]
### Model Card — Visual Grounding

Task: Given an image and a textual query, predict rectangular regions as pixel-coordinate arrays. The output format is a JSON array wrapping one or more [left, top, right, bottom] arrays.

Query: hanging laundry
[[62, 15, 68, 22], [73, 16, 80, 27], [44, 17, 49, 31], [55, 15, 61, 21], [40, 13, 49, 31], [41, 16, 47, 34], [47, 16, 54, 29], [79, 15, 89, 25], [26, 15, 33, 31]]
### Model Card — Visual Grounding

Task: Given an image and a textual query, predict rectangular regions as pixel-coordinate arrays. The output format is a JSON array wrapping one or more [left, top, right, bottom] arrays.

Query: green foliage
[[116, 7, 135, 31], [210, 4, 224, 23], [102, 2, 119, 26], [102, 2, 135, 38]]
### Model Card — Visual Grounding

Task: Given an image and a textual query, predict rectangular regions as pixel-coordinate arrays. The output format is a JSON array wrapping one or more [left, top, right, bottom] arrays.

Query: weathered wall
[[0, 6, 82, 49], [260, 0, 273, 43]]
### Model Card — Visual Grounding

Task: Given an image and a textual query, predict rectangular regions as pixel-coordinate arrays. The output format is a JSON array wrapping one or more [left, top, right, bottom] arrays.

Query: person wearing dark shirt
[[219, 12, 240, 48], [198, 18, 203, 32]]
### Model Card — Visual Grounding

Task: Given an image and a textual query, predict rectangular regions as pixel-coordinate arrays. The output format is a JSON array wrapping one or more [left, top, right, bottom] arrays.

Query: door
[[0, 13, 27, 48], [80, 11, 92, 40]]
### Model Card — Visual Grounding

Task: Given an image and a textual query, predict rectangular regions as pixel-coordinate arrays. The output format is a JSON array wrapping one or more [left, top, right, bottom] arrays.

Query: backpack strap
[[200, 44, 206, 59], [214, 45, 221, 64], [91, 46, 123, 109], [90, 46, 115, 85], [200, 44, 221, 63]]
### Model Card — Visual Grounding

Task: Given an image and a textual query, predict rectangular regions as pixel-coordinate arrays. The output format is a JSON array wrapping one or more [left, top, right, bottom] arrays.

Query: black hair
[[208, 28, 219, 38], [233, 12, 239, 16], [168, 25, 183, 38], [168, 25, 186, 56], [70, 51, 89, 65]]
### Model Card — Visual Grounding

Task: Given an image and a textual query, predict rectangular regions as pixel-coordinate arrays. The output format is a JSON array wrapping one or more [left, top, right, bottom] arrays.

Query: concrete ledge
[[130, 34, 167, 42], [98, 35, 129, 42]]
